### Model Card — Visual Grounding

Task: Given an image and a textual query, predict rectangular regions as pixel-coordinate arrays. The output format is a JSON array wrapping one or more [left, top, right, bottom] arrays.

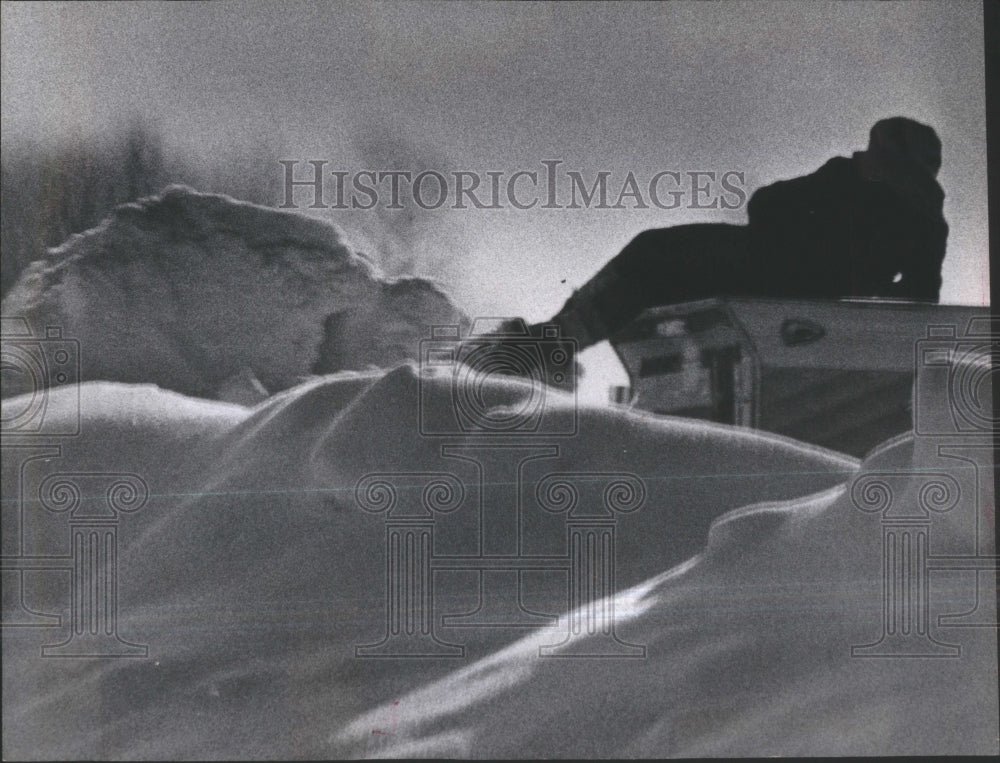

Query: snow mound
[[0, 369, 870, 758], [0, 186, 467, 400], [336, 432, 997, 758]]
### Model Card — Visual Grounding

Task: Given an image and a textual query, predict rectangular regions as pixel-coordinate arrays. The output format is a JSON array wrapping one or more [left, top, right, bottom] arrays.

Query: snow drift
[[0, 186, 467, 402], [3, 367, 852, 758], [3, 365, 994, 758], [337, 431, 998, 757]]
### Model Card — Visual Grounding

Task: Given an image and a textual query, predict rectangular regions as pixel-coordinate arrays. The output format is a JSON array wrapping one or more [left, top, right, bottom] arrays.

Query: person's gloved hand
[[457, 318, 578, 392]]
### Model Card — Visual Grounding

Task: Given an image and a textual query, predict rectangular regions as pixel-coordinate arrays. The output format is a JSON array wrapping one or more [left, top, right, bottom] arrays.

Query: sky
[[1, 0, 989, 398]]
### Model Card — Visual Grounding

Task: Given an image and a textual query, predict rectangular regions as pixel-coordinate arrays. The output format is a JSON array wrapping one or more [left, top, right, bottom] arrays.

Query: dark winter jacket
[[746, 154, 948, 301]]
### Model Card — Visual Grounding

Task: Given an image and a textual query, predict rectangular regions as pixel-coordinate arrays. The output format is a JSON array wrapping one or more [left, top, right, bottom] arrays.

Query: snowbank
[[0, 367, 875, 758], [336, 432, 997, 758], [0, 186, 467, 400]]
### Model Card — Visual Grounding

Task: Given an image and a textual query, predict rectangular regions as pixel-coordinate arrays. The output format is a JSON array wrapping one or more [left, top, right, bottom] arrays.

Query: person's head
[[867, 117, 942, 177]]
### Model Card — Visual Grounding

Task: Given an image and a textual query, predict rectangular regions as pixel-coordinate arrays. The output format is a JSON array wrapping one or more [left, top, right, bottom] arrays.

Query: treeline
[[1, 121, 283, 297]]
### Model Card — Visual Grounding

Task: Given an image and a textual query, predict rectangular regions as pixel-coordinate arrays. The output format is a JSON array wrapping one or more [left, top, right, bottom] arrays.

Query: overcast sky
[[2, 0, 987, 307]]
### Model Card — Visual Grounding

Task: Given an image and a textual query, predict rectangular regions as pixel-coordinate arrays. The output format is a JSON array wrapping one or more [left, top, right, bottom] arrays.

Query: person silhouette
[[493, 117, 948, 389]]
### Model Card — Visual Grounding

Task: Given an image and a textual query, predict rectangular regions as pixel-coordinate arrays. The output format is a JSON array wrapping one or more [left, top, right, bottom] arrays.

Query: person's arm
[[889, 218, 948, 302], [746, 158, 852, 255], [747, 175, 813, 231]]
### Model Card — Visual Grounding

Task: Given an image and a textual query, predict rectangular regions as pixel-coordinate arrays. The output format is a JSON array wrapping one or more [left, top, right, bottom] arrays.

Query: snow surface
[[3, 367, 994, 758]]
